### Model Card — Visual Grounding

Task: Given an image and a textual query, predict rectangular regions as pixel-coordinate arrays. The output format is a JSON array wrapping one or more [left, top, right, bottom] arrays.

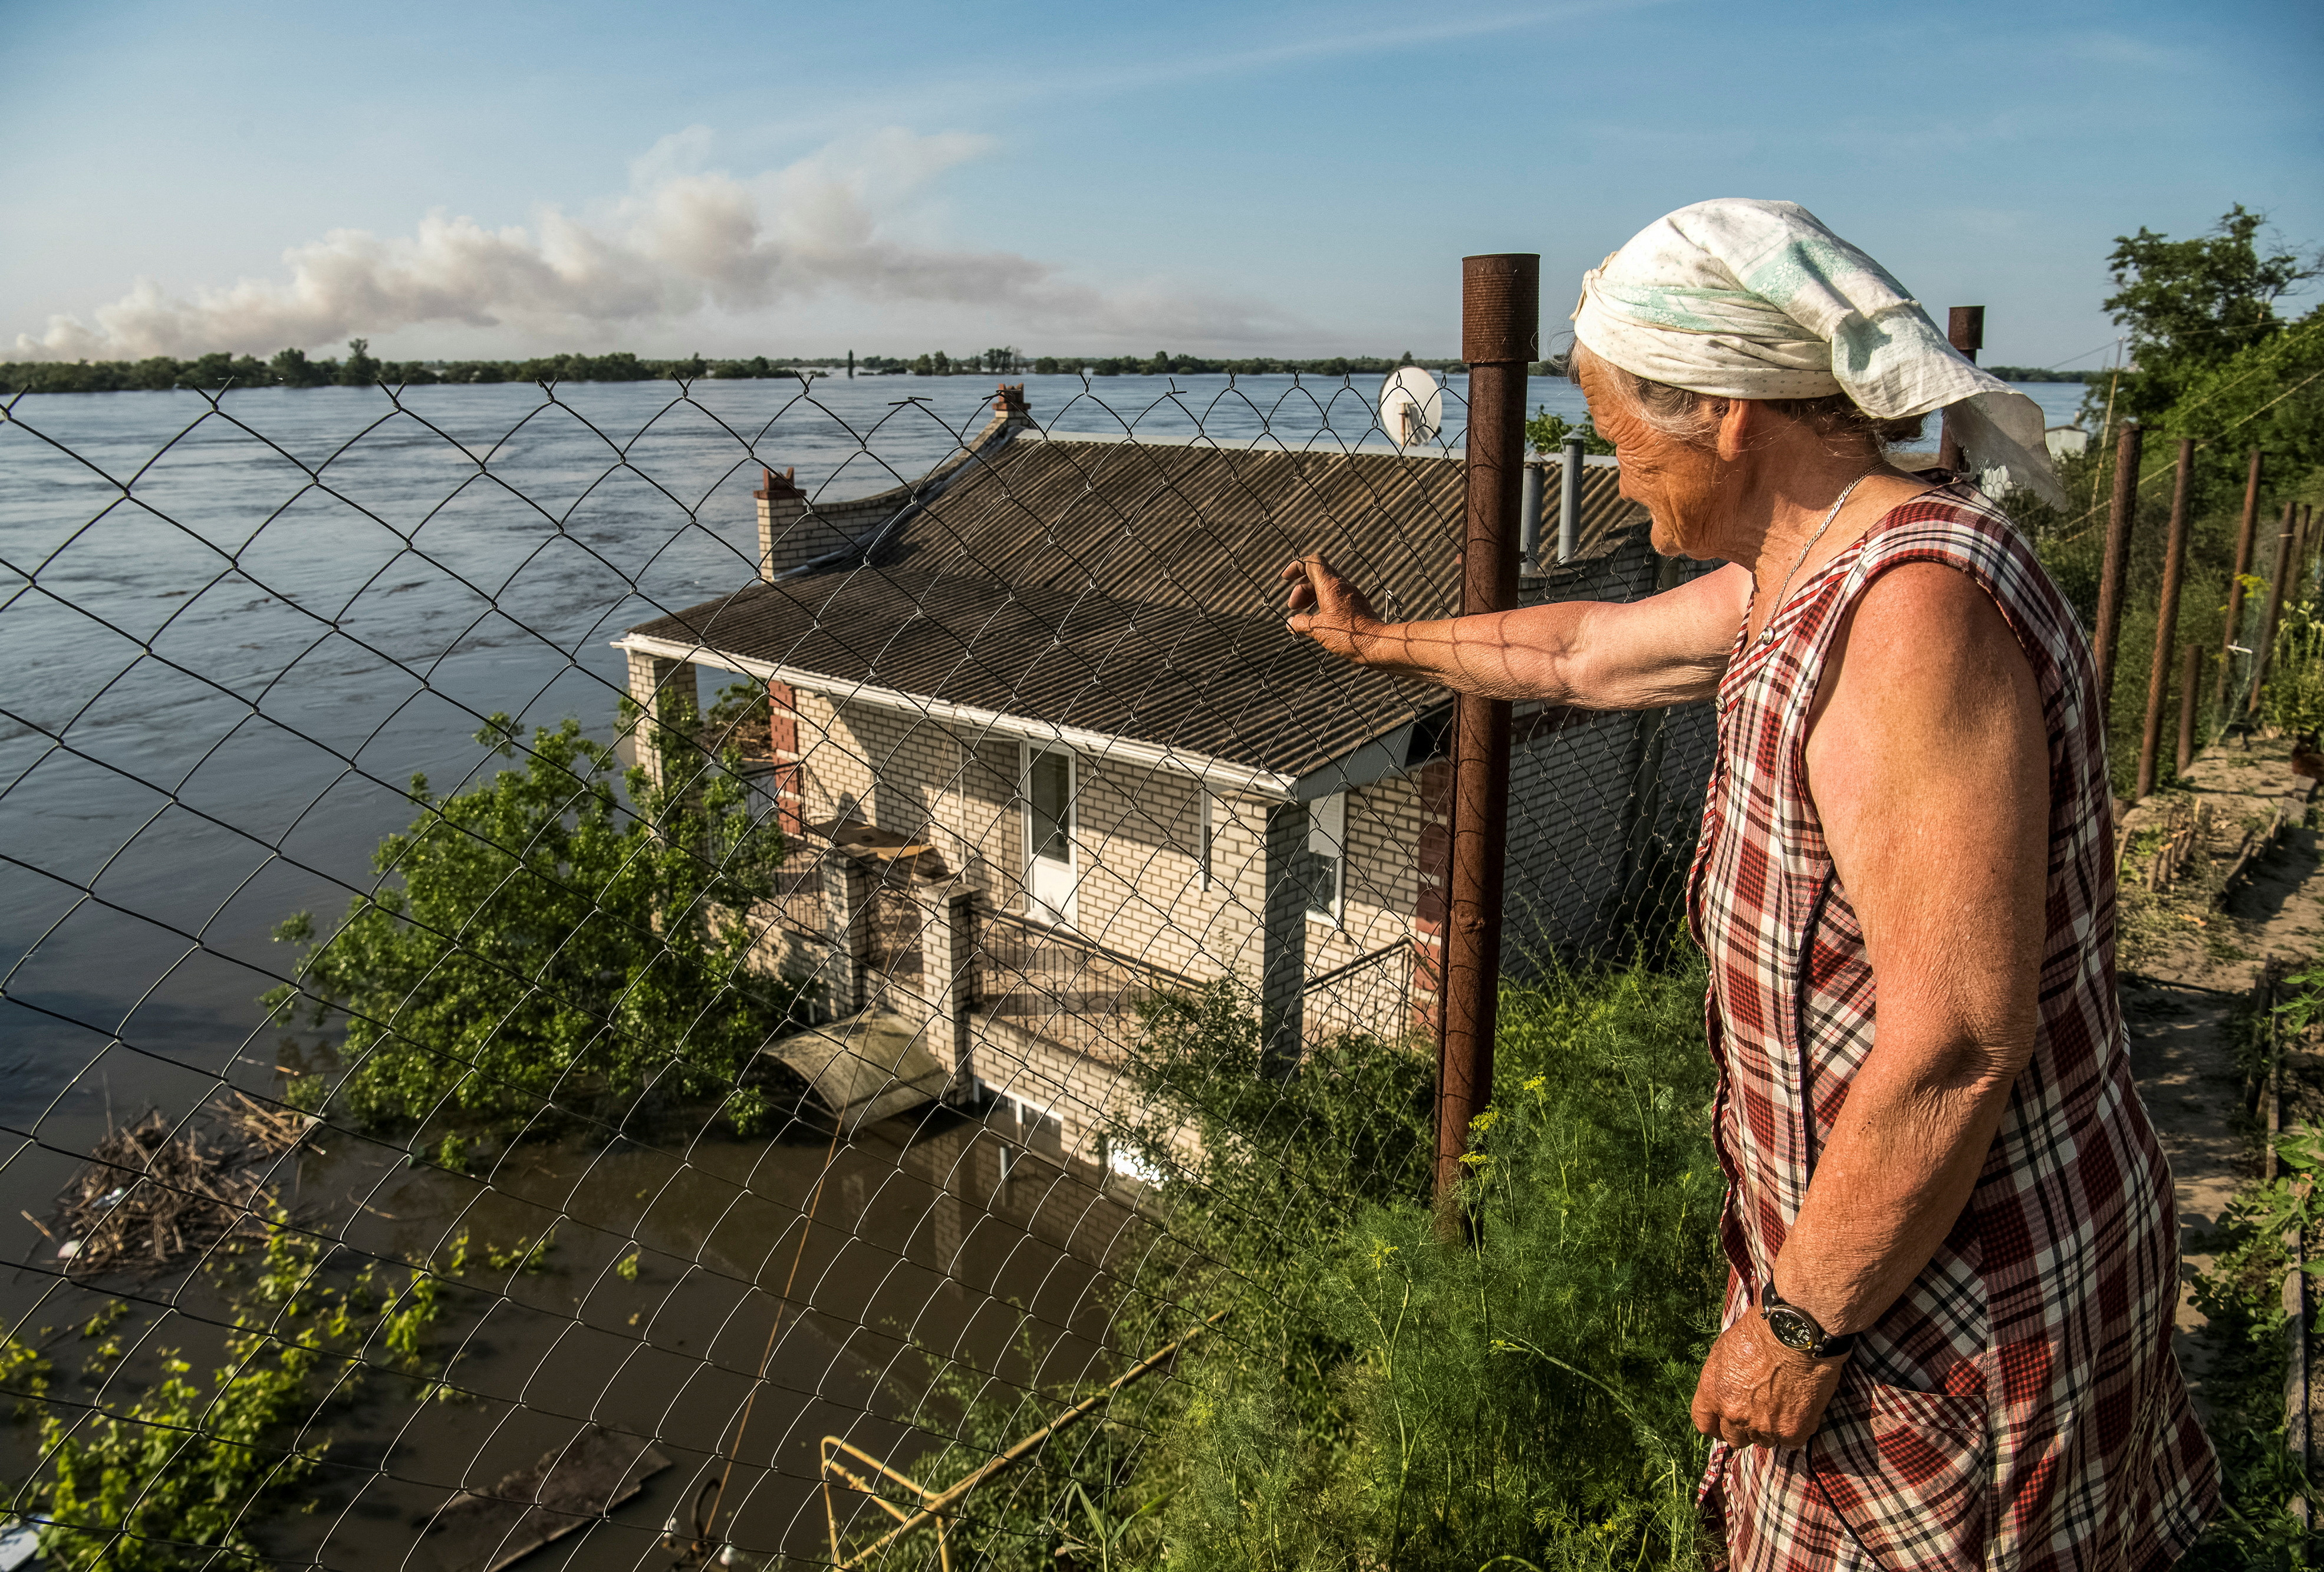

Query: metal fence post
[[2250, 501, 2300, 718], [1518, 462, 1545, 580], [1558, 431, 1585, 564], [2177, 643, 2202, 780], [2092, 421, 2143, 727], [2137, 439, 2195, 798], [1260, 799, 1308, 1073], [2216, 449, 2267, 719], [1436, 253, 1535, 1219], [1938, 307, 1984, 473], [2296, 504, 2318, 608]]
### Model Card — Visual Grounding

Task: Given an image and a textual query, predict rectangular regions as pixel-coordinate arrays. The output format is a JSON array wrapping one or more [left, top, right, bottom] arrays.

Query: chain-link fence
[[0, 360, 1716, 1572]]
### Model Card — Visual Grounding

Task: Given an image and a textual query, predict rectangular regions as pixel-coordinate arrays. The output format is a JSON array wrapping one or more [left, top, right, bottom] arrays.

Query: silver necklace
[[1754, 469, 1879, 645]]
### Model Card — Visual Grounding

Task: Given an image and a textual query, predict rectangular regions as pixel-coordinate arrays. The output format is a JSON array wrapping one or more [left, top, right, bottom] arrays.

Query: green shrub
[[264, 713, 799, 1129], [2, 1221, 445, 1572]]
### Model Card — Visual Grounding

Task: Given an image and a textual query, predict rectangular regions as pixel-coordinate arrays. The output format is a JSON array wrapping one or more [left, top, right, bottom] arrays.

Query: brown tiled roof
[[626, 433, 1649, 781]]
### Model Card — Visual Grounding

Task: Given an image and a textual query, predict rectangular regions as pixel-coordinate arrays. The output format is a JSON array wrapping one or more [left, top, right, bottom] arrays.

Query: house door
[[1025, 746, 1077, 927]]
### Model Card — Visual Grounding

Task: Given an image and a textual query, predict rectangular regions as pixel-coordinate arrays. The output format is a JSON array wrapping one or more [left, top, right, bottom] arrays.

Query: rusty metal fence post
[[2176, 644, 2201, 779], [2137, 439, 2195, 799], [1436, 253, 1536, 1219], [1938, 307, 1984, 473], [2216, 448, 2266, 718], [2092, 421, 2142, 728], [2250, 501, 2301, 717]]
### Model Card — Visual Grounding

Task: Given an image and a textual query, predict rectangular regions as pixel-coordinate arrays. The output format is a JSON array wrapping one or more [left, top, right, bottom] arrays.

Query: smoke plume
[[12, 128, 1288, 359]]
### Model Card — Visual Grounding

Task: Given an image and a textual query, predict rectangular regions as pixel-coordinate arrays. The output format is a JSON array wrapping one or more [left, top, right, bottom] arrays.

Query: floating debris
[[51, 1105, 299, 1276], [423, 1427, 669, 1572]]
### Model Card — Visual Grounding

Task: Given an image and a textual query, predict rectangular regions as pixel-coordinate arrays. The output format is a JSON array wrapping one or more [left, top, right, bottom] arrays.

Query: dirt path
[[2116, 733, 2322, 1395]]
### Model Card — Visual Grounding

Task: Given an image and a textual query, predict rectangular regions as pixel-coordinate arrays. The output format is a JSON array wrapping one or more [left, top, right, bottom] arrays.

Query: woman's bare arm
[[1282, 553, 1750, 709], [1777, 563, 2048, 1328], [1691, 562, 2049, 1449]]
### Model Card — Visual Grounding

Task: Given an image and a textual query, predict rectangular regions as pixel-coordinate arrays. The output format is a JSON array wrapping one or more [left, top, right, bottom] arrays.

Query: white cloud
[[12, 127, 1294, 359]]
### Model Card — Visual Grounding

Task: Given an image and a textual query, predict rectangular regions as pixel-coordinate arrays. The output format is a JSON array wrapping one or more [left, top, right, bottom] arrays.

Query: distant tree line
[[1986, 366, 2105, 383], [0, 340, 895, 395], [1019, 350, 1471, 378], [3, 342, 1484, 394]]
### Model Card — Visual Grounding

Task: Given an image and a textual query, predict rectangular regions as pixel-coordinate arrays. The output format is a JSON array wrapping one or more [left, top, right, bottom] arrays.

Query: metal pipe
[[2092, 421, 2142, 727], [2250, 501, 2300, 717], [1519, 463, 1545, 579], [2296, 504, 2318, 607], [2216, 447, 2266, 718], [1437, 252, 1535, 1224], [1559, 433, 1585, 563], [1938, 307, 1985, 473], [828, 1313, 1225, 1569], [2137, 439, 2195, 799], [2176, 642, 2201, 780]]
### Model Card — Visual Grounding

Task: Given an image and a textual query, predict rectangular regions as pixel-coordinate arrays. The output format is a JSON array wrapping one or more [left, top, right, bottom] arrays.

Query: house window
[[1003, 1093, 1064, 1159], [1198, 788, 1216, 890], [1300, 792, 1345, 922], [1022, 745, 1077, 926]]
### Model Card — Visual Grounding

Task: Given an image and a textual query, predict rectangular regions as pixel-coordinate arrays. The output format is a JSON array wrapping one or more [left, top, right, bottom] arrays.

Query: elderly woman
[[1284, 200, 2217, 1569]]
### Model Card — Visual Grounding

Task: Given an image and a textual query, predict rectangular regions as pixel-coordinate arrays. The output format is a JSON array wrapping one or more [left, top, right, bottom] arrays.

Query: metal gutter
[[614, 630, 1301, 802]]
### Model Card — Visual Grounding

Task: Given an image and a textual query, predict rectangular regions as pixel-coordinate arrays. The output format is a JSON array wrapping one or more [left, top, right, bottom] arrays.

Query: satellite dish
[[1379, 367, 1443, 449]]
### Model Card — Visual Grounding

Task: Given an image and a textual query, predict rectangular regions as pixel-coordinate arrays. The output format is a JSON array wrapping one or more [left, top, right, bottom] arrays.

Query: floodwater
[[0, 370, 2092, 1568]]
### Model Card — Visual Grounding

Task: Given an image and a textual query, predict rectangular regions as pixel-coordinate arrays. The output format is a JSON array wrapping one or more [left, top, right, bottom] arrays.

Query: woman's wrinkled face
[[1574, 350, 1725, 559]]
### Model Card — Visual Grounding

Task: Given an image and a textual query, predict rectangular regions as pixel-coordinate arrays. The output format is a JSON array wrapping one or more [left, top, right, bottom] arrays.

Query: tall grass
[[1150, 962, 1721, 1572]]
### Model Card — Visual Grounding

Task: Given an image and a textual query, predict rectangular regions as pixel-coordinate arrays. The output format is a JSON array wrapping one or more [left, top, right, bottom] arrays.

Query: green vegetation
[[2178, 967, 2324, 1570], [263, 710, 798, 1131], [2009, 203, 2324, 796], [0, 1222, 446, 1572], [1022, 352, 1467, 378], [2101, 205, 2320, 423], [1525, 408, 1615, 456], [865, 963, 1718, 1571]]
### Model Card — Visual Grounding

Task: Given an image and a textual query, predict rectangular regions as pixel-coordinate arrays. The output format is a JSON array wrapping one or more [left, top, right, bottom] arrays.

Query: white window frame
[[1306, 791, 1346, 925], [1021, 741, 1078, 926]]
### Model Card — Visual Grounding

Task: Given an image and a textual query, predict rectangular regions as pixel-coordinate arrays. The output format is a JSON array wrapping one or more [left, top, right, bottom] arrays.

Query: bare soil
[[2115, 733, 2322, 1402]]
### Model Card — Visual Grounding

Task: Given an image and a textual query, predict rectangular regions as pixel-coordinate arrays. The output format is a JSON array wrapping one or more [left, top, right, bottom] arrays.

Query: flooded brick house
[[615, 388, 1708, 1170]]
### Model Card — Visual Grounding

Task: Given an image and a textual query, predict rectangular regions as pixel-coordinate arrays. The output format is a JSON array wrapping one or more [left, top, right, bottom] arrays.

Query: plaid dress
[[1688, 485, 2218, 1571]]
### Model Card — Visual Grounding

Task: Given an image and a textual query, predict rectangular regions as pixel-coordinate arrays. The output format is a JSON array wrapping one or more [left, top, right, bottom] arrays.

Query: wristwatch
[[1760, 1281, 1858, 1360]]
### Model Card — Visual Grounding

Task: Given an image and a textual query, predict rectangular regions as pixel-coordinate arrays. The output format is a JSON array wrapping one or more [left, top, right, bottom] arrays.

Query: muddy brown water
[[1, 1093, 1171, 1571]]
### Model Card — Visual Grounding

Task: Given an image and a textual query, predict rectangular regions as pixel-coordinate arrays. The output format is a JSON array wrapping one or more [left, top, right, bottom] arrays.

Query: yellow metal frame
[[820, 1437, 954, 1572], [816, 1311, 1224, 1570]]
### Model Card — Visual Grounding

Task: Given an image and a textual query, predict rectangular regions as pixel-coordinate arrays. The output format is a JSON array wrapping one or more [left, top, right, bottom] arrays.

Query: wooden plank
[[422, 1426, 672, 1572]]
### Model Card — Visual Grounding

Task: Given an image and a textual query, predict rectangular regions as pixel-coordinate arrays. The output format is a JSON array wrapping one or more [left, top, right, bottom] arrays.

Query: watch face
[[1766, 1306, 1820, 1352]]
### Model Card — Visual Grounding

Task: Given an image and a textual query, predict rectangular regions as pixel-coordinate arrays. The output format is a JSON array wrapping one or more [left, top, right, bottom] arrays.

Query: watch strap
[[1759, 1281, 1858, 1360]]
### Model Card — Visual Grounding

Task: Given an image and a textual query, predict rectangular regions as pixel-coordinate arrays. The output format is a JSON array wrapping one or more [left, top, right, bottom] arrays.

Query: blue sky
[[3, 0, 2317, 366]]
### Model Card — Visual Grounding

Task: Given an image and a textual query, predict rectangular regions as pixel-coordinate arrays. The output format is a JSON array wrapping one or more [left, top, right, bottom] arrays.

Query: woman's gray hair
[[1568, 341, 1925, 450]]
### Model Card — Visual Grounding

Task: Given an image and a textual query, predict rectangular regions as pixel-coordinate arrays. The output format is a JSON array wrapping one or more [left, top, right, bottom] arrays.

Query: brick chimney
[[993, 383, 1032, 426], [755, 466, 813, 581]]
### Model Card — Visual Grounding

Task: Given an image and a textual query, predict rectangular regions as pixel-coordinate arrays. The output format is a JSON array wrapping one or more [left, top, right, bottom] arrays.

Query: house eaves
[[616, 630, 1302, 803]]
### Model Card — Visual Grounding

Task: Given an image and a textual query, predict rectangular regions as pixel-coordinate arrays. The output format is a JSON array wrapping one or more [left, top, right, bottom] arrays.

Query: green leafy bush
[[264, 714, 799, 1129], [2, 1221, 444, 1572], [1525, 409, 1615, 457], [2262, 601, 2324, 741]]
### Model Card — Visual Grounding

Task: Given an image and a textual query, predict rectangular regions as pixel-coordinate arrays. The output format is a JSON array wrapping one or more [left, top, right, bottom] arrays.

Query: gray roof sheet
[[627, 434, 1650, 779]]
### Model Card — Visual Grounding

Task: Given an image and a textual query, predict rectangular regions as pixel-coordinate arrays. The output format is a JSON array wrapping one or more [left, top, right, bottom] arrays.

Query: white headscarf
[[1572, 199, 2066, 509]]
